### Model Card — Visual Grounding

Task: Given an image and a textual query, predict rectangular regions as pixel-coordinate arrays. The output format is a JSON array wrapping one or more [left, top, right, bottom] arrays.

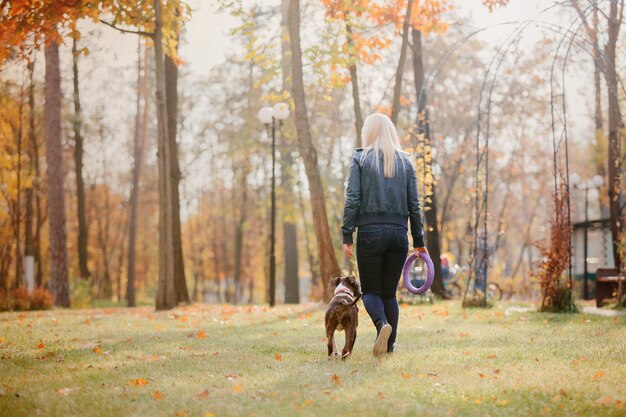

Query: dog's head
[[329, 275, 361, 296]]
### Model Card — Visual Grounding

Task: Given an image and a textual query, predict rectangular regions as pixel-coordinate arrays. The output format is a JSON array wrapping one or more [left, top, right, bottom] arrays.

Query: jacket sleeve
[[407, 162, 426, 248], [341, 153, 362, 244]]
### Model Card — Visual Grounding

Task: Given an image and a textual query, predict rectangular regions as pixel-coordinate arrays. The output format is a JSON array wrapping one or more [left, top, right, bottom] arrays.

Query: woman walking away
[[341, 113, 428, 356]]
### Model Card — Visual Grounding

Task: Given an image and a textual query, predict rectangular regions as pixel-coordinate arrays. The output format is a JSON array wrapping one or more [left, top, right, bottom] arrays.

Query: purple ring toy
[[402, 252, 435, 295]]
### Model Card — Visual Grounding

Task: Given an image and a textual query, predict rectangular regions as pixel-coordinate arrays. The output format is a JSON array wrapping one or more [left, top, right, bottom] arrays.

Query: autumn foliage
[[533, 182, 577, 313], [0, 286, 54, 311]]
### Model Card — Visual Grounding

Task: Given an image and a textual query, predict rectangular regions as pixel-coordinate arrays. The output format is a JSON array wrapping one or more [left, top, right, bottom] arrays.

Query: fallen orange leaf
[[85, 319, 91, 326], [203, 413, 216, 417], [232, 384, 243, 393], [377, 391, 385, 399], [194, 389, 209, 400], [196, 330, 207, 340], [275, 354, 283, 362], [458, 332, 470, 337], [331, 374, 340, 385], [175, 410, 187, 417], [155, 325, 164, 332], [401, 372, 412, 379], [592, 371, 606, 381], [487, 354, 496, 359], [128, 378, 149, 387], [36, 342, 45, 349], [152, 390, 164, 400], [92, 346, 103, 354], [478, 373, 485, 378]]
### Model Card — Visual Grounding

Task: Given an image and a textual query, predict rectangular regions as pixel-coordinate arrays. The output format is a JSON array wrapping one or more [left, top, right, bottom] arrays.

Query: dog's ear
[[329, 276, 341, 287], [346, 275, 359, 291]]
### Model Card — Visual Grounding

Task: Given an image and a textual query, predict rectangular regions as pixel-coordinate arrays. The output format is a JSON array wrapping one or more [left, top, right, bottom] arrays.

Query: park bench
[[595, 268, 625, 307]]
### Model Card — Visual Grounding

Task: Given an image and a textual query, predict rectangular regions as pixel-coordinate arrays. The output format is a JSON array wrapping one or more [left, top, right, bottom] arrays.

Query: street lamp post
[[571, 173, 604, 300], [258, 103, 289, 307]]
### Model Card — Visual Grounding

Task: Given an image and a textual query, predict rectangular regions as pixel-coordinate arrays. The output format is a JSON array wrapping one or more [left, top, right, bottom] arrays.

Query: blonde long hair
[[360, 113, 403, 178]]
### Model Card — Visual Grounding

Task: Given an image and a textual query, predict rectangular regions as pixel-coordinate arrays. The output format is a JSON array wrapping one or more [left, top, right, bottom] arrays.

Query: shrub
[[534, 182, 578, 313], [69, 277, 93, 309], [10, 288, 30, 311], [0, 287, 55, 311], [0, 290, 8, 311], [30, 287, 54, 310]]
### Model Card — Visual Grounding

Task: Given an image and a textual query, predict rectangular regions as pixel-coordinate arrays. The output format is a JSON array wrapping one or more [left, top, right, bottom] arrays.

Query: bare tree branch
[[100, 20, 154, 38]]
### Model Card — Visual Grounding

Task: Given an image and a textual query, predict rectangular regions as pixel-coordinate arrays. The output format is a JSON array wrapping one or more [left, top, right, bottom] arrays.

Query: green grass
[[0, 301, 625, 417]]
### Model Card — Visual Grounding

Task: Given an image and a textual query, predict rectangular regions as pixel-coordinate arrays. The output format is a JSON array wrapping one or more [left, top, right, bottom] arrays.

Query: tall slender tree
[[44, 36, 70, 307], [71, 36, 90, 280], [127, 39, 148, 307], [280, 0, 300, 304], [288, 0, 341, 300]]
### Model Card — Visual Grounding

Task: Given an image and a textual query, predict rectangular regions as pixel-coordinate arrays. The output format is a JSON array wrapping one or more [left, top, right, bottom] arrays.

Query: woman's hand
[[414, 246, 429, 256], [343, 244, 353, 257]]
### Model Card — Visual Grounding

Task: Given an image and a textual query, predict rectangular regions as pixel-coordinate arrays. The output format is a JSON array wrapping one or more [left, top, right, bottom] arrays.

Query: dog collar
[[334, 286, 354, 297]]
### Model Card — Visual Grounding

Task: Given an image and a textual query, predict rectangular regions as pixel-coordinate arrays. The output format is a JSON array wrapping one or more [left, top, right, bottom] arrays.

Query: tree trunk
[[32, 62, 44, 287], [233, 166, 249, 304], [412, 28, 444, 297], [14, 75, 24, 289], [592, 7, 606, 185], [605, 0, 623, 270], [288, 0, 340, 302], [24, 60, 36, 289], [72, 37, 90, 280], [345, 21, 363, 146], [280, 0, 300, 304], [390, 0, 414, 125], [154, 0, 177, 310], [127, 39, 148, 307], [165, 31, 190, 305], [44, 37, 70, 307]]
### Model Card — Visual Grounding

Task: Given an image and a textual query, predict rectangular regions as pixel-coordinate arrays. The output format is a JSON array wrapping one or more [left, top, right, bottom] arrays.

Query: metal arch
[[466, 18, 537, 306], [404, 0, 625, 306]]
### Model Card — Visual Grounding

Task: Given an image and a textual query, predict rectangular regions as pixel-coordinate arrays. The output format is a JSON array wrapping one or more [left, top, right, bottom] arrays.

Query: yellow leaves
[[401, 372, 412, 379], [195, 330, 207, 340], [497, 399, 510, 407], [418, 373, 426, 379], [202, 413, 216, 417], [152, 390, 164, 400], [36, 341, 45, 349], [486, 354, 496, 359], [232, 383, 244, 394], [482, 0, 510, 13], [92, 345, 103, 354], [155, 324, 165, 332], [591, 370, 606, 381], [128, 378, 149, 387], [175, 410, 187, 417], [331, 373, 341, 385], [458, 332, 470, 337], [85, 319, 91, 326], [274, 354, 283, 362]]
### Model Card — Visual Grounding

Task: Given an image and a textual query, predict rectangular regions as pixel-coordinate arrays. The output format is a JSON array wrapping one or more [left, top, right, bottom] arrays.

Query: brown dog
[[325, 275, 361, 359]]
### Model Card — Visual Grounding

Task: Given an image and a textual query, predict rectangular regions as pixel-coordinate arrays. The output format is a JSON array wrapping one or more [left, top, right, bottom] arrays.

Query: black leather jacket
[[341, 148, 425, 248]]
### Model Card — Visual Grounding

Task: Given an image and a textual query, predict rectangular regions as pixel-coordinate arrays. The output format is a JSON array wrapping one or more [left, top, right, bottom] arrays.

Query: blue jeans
[[356, 224, 409, 351]]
